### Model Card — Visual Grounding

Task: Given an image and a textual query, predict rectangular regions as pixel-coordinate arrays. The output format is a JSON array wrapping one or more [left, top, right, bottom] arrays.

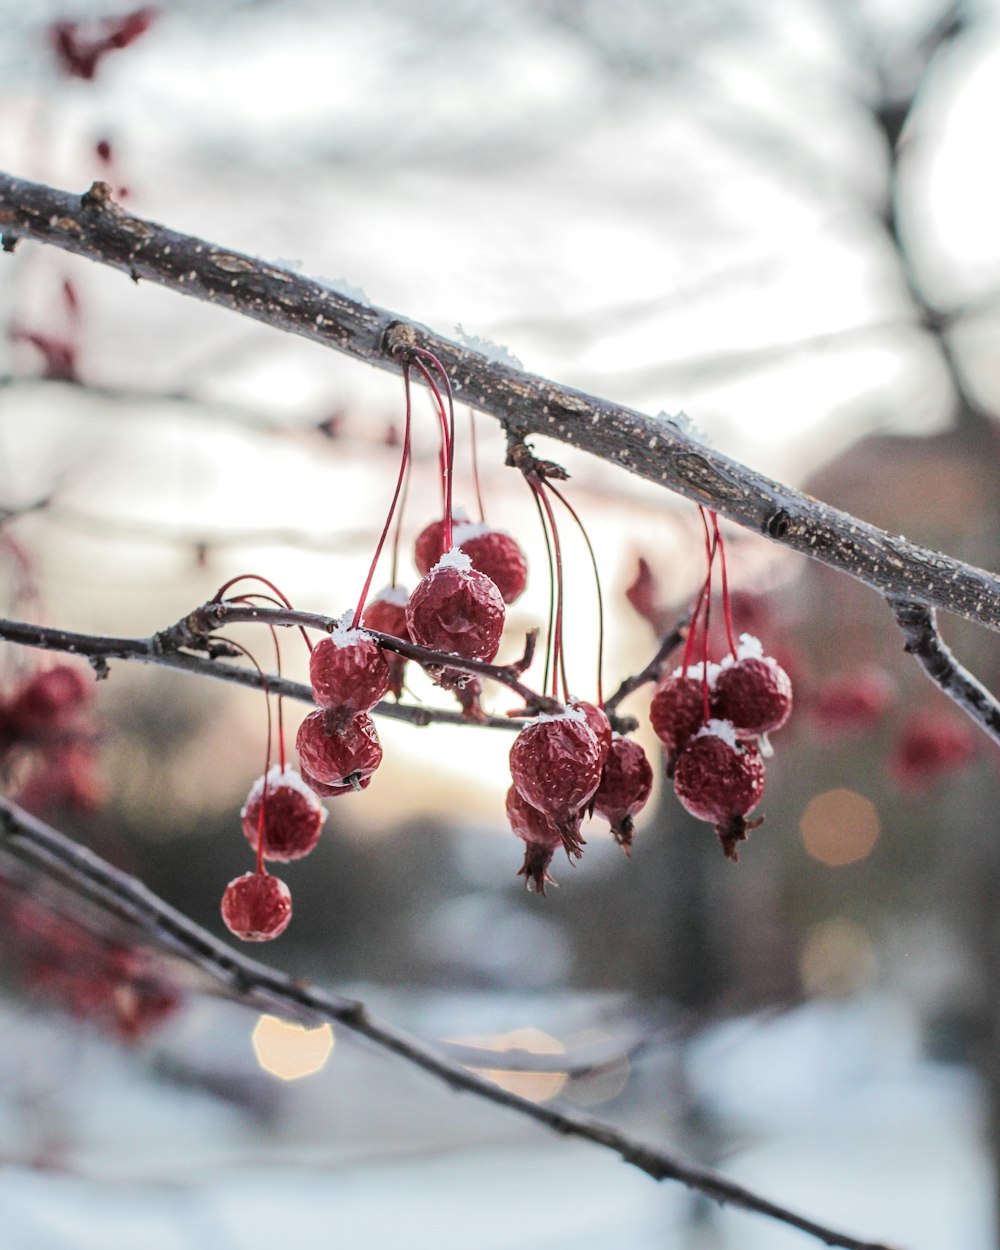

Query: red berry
[[414, 510, 470, 575], [649, 665, 716, 769], [220, 872, 292, 941], [506, 784, 562, 894], [569, 700, 612, 769], [309, 623, 390, 725], [300, 766, 374, 798], [9, 664, 91, 737], [295, 710, 382, 787], [453, 523, 528, 604], [887, 711, 975, 796], [593, 735, 654, 852], [361, 586, 411, 698], [809, 667, 894, 737], [509, 710, 603, 853], [241, 766, 327, 861], [673, 721, 765, 860], [406, 550, 505, 663], [712, 637, 792, 738]]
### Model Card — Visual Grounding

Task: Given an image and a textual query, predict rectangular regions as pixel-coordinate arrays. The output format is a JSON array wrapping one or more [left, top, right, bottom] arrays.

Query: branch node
[[763, 508, 792, 538], [382, 320, 418, 359], [80, 181, 115, 212], [88, 655, 111, 681]]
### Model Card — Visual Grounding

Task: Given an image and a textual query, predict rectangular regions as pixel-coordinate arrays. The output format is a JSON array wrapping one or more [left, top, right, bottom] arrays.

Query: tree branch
[[889, 599, 1000, 748], [2, 171, 1000, 634], [0, 796, 895, 1250]]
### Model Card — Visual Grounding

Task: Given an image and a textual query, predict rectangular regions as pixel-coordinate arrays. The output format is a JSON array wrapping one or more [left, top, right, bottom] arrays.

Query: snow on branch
[[0, 795, 896, 1250], [2, 171, 1000, 634]]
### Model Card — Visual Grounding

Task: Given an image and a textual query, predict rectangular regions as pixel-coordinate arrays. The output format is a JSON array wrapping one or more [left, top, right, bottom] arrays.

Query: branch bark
[[2, 170, 1000, 634], [0, 795, 896, 1250]]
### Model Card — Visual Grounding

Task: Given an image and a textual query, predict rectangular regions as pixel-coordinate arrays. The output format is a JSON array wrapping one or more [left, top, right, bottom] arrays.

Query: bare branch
[[2, 171, 1000, 633], [0, 796, 895, 1250], [889, 599, 1000, 748], [0, 615, 524, 732]]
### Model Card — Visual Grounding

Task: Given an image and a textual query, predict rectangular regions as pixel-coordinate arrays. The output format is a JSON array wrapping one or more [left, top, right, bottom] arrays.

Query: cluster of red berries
[[650, 636, 792, 859], [0, 879, 181, 1041], [0, 661, 103, 815], [507, 701, 653, 892]]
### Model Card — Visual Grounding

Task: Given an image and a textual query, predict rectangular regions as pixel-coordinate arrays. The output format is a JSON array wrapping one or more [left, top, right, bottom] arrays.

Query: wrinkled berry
[[506, 784, 563, 894], [241, 766, 327, 861], [295, 710, 382, 787], [673, 721, 765, 860], [509, 710, 603, 853], [593, 735, 654, 852], [309, 625, 390, 725], [221, 872, 292, 941], [406, 550, 505, 663]]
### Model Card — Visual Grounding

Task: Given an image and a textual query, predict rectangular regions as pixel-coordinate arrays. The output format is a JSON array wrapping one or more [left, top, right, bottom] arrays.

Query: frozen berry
[[295, 710, 382, 787], [453, 523, 528, 604], [300, 766, 374, 798], [406, 549, 505, 663], [569, 700, 612, 769], [506, 784, 563, 894], [241, 766, 327, 861], [713, 636, 792, 738], [309, 620, 390, 726], [673, 720, 765, 860], [361, 586, 411, 698], [593, 735, 654, 852], [649, 664, 717, 772], [414, 509, 470, 575], [221, 872, 292, 941], [509, 709, 603, 853]]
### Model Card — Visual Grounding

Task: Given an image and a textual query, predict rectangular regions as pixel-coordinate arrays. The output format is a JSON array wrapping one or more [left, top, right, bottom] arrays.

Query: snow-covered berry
[[506, 784, 564, 894], [649, 665, 717, 771], [453, 523, 528, 605], [241, 766, 327, 861], [569, 699, 612, 769], [309, 620, 390, 726], [295, 710, 382, 788], [592, 735, 654, 852], [406, 549, 505, 663], [673, 720, 766, 860], [713, 636, 792, 738], [509, 709, 603, 853], [220, 872, 292, 941], [361, 586, 411, 698]]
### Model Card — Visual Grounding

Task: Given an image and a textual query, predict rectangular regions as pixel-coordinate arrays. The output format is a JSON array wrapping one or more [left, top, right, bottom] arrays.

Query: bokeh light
[[459, 1027, 568, 1103], [252, 1014, 334, 1081], [800, 918, 878, 998], [800, 787, 880, 867]]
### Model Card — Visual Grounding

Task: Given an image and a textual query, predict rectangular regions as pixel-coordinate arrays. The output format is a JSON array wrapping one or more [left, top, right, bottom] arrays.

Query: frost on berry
[[220, 872, 292, 942], [673, 722, 766, 861], [295, 710, 382, 788], [887, 710, 976, 796], [713, 638, 792, 738], [413, 510, 470, 575], [509, 710, 603, 854], [593, 735, 654, 853], [241, 766, 327, 861], [506, 784, 564, 894], [649, 667, 715, 773], [361, 586, 411, 698], [453, 523, 528, 604], [309, 622, 390, 726], [569, 700, 612, 770], [405, 551, 505, 664]]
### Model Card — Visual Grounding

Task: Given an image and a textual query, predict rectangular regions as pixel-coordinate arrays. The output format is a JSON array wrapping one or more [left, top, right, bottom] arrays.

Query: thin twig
[[0, 796, 895, 1250], [603, 611, 692, 719], [2, 171, 1000, 633], [889, 599, 1000, 748]]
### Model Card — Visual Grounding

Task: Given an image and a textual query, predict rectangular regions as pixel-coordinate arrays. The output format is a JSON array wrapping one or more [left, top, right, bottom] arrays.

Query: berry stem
[[228, 594, 288, 772], [528, 479, 557, 697], [544, 481, 604, 708], [469, 409, 486, 523], [351, 360, 414, 627], [213, 575, 313, 653], [532, 478, 567, 701], [712, 512, 738, 659], [217, 637, 273, 877], [410, 348, 456, 553]]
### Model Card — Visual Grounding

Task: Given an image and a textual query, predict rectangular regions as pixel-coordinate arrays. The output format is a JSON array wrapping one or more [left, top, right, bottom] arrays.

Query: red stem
[[544, 481, 604, 708], [219, 637, 273, 876], [712, 512, 738, 658], [352, 361, 414, 627], [528, 481, 556, 697], [533, 480, 567, 701], [410, 348, 456, 553], [213, 575, 313, 653]]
